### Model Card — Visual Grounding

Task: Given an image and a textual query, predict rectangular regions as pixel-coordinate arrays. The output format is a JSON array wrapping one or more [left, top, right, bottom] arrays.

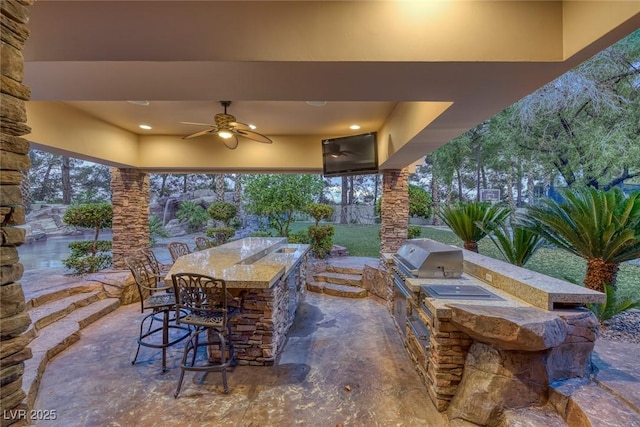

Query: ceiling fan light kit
[[181, 101, 273, 149]]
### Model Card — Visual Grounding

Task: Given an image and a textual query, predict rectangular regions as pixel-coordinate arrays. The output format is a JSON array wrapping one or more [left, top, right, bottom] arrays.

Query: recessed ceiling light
[[139, 124, 152, 130], [306, 101, 326, 107], [249, 124, 257, 130], [128, 101, 150, 106], [350, 124, 361, 130]]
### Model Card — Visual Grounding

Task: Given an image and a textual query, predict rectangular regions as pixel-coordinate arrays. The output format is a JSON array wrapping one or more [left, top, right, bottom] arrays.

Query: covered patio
[[2, 1, 640, 426]]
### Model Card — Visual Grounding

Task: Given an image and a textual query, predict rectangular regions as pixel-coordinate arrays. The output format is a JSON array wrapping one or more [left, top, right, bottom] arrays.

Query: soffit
[[22, 1, 640, 171]]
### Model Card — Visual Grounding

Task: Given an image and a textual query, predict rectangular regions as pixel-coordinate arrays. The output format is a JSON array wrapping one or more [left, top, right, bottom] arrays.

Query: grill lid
[[394, 239, 463, 278]]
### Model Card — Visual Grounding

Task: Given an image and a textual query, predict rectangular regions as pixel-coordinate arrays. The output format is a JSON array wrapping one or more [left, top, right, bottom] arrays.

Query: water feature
[[17, 231, 112, 271], [162, 198, 175, 226]]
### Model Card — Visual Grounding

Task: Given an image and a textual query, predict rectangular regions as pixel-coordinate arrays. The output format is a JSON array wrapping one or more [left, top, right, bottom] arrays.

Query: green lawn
[[289, 222, 640, 298]]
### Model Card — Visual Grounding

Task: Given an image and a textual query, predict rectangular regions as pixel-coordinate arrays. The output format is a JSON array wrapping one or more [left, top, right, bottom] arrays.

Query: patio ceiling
[[22, 1, 640, 173]]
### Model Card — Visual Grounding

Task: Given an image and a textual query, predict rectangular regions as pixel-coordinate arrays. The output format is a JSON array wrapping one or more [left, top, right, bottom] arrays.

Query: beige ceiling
[[22, 1, 640, 173]]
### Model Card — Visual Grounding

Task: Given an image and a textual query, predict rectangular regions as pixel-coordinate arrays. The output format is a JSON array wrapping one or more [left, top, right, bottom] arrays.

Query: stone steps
[[28, 290, 105, 332], [326, 264, 364, 276], [312, 271, 362, 287], [322, 283, 368, 298], [26, 281, 104, 309], [550, 378, 640, 427], [22, 289, 120, 410], [306, 280, 368, 299], [307, 258, 369, 298]]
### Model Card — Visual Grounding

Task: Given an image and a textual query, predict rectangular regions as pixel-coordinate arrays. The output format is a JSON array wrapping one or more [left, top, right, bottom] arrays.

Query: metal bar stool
[[171, 273, 243, 397], [139, 248, 171, 284], [126, 256, 190, 372], [168, 241, 191, 262], [194, 236, 215, 251]]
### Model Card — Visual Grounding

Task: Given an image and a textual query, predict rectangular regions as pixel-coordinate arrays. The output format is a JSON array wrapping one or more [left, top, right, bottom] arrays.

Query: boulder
[[84, 270, 140, 305], [362, 264, 392, 301], [447, 304, 568, 351], [447, 342, 549, 426]]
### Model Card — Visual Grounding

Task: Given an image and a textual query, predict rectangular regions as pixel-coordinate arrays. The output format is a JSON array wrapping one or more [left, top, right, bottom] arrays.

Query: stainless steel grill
[[392, 239, 463, 279], [391, 239, 464, 339]]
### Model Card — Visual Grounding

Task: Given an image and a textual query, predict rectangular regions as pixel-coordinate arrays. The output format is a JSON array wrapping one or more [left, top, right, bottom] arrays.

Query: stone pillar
[[1, 1, 34, 424], [110, 168, 150, 269], [380, 169, 409, 253]]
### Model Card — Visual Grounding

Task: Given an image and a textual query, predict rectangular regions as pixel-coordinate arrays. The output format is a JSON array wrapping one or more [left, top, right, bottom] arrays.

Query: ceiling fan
[[181, 101, 273, 150], [323, 142, 353, 158]]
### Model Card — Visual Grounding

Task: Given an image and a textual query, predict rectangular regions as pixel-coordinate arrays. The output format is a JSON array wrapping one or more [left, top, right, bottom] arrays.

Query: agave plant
[[437, 201, 511, 252], [519, 187, 640, 292], [481, 222, 545, 267]]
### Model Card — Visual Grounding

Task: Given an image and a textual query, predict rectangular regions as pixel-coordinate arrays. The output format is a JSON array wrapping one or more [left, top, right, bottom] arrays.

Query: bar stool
[[194, 236, 215, 251], [168, 241, 191, 262], [139, 248, 171, 283], [126, 256, 190, 372], [171, 273, 243, 397]]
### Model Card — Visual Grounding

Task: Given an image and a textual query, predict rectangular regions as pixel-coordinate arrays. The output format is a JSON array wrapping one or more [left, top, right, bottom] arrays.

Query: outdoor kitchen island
[[385, 239, 606, 426], [165, 237, 310, 366]]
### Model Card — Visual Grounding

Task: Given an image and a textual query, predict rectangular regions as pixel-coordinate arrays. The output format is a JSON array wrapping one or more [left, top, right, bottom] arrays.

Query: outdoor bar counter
[[164, 237, 310, 365]]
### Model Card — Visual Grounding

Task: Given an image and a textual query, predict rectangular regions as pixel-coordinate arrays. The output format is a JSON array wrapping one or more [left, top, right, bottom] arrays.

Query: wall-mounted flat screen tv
[[321, 132, 378, 177]]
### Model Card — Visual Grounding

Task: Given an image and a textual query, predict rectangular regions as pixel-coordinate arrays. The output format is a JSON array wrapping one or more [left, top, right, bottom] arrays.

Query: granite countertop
[[405, 274, 533, 320], [252, 244, 310, 276], [164, 237, 310, 289], [383, 244, 605, 312]]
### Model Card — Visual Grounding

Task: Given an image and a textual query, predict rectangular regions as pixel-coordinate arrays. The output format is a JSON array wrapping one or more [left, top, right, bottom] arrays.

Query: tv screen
[[321, 132, 378, 177]]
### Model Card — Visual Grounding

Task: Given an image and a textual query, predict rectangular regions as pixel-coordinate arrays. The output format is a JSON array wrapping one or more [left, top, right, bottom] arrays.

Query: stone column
[[380, 169, 409, 253], [1, 0, 34, 424], [110, 168, 150, 269]]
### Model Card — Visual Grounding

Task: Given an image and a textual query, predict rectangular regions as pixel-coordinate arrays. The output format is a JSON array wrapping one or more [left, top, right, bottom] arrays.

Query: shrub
[[408, 226, 422, 239], [62, 253, 112, 274], [306, 203, 334, 226], [205, 227, 236, 243], [207, 201, 237, 226], [149, 214, 169, 246], [62, 203, 113, 274], [408, 185, 432, 219], [308, 225, 334, 258], [62, 241, 112, 274], [375, 184, 432, 219], [176, 200, 208, 232], [287, 230, 310, 244], [63, 203, 112, 240]]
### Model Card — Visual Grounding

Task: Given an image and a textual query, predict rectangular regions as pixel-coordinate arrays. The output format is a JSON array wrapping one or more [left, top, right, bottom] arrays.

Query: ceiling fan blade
[[182, 129, 213, 139], [229, 121, 250, 130], [180, 121, 216, 127], [222, 134, 239, 150], [235, 129, 273, 144]]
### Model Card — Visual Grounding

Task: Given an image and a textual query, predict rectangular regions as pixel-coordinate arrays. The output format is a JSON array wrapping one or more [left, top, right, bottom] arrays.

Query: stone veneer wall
[[110, 168, 150, 269], [380, 169, 409, 254], [1, 1, 34, 425], [210, 257, 307, 366], [421, 311, 472, 411]]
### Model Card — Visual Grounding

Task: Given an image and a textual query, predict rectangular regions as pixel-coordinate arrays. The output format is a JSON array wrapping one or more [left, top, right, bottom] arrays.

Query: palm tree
[[482, 223, 545, 267], [437, 201, 511, 252], [519, 187, 640, 292]]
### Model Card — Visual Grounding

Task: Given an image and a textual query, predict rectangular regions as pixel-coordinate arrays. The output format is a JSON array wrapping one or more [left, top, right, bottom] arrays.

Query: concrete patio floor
[[31, 291, 449, 427]]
